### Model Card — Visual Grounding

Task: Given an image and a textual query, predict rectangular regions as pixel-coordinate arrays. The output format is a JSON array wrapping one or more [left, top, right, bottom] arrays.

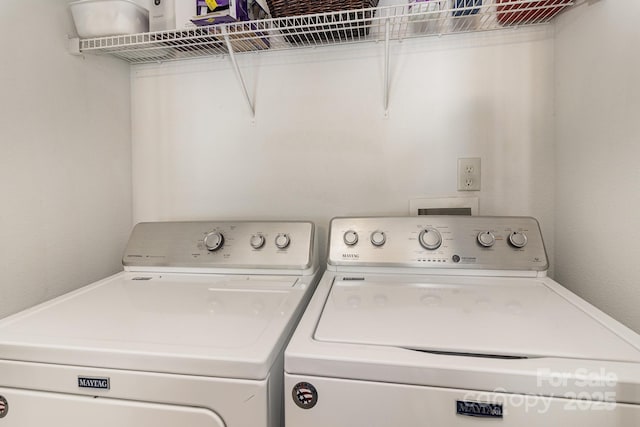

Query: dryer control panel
[[328, 216, 548, 271], [123, 221, 314, 271]]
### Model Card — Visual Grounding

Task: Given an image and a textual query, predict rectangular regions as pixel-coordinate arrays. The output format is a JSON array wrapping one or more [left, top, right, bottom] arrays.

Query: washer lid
[[0, 272, 311, 379], [314, 276, 640, 363]]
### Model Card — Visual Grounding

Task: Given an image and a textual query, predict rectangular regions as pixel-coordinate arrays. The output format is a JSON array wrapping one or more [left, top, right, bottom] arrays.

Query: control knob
[[477, 231, 496, 248], [343, 230, 359, 246], [204, 231, 224, 251], [370, 231, 386, 247], [250, 234, 265, 249], [275, 233, 291, 249], [419, 228, 442, 250], [509, 231, 528, 248]]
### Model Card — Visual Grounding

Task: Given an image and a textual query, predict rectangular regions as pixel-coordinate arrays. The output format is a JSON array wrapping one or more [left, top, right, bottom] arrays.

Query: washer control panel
[[328, 216, 547, 271], [123, 221, 314, 270]]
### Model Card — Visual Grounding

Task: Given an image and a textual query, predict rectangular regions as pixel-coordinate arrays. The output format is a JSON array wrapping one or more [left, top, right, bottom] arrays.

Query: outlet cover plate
[[458, 158, 481, 191]]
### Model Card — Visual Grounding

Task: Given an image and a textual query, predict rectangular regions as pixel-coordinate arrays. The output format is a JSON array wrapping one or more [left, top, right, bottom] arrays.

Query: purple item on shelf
[[197, 0, 230, 13], [192, 0, 254, 25], [191, 14, 237, 25]]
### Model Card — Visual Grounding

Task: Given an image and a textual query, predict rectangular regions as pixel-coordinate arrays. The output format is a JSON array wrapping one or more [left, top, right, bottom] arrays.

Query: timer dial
[[343, 230, 359, 246], [509, 231, 528, 248], [204, 232, 224, 251], [370, 231, 386, 247], [275, 233, 291, 249], [250, 234, 265, 249], [419, 228, 442, 250], [477, 231, 496, 248]]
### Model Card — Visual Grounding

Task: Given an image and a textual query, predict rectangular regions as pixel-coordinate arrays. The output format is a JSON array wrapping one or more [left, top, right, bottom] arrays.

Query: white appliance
[[149, 0, 196, 31], [285, 216, 640, 426], [0, 221, 320, 427]]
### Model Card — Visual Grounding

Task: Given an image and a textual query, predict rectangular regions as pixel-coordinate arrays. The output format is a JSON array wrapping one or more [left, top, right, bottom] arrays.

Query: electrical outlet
[[458, 158, 481, 191]]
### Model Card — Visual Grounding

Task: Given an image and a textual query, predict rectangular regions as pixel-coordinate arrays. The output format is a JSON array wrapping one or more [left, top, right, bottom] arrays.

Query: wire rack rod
[[77, 0, 574, 64]]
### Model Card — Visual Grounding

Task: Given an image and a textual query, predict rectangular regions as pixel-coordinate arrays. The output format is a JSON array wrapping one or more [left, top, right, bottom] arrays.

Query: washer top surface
[[314, 275, 640, 363], [315, 217, 640, 362], [286, 217, 640, 402], [0, 272, 311, 379]]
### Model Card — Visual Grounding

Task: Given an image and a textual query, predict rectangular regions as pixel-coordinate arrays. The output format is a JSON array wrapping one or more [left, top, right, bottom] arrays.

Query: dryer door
[[0, 388, 225, 427]]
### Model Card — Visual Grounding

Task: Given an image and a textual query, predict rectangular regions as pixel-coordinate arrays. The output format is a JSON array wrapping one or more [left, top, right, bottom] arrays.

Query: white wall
[[131, 27, 556, 265], [555, 1, 640, 332], [0, 0, 132, 318]]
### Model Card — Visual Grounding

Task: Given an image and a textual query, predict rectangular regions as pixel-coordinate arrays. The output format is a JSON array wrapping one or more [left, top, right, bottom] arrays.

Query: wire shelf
[[77, 0, 573, 64]]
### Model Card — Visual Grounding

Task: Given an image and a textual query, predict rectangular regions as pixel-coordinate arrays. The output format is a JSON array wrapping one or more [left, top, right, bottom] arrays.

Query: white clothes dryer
[[0, 221, 320, 427], [285, 216, 640, 426]]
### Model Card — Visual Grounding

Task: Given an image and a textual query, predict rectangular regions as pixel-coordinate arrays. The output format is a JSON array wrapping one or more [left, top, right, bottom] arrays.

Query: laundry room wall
[[131, 26, 556, 268], [0, 0, 132, 318], [555, 1, 640, 333]]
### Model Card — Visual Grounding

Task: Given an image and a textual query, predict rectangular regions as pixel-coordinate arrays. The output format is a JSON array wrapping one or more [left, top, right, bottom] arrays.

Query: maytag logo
[[456, 401, 503, 418], [78, 376, 110, 390], [0, 395, 8, 418], [341, 253, 360, 259]]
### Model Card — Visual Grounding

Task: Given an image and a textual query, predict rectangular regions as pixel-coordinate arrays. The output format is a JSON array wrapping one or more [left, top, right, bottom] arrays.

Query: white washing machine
[[285, 216, 640, 426], [0, 221, 320, 427]]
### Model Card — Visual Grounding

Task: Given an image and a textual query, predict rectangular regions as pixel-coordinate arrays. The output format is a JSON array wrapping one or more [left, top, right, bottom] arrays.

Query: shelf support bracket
[[68, 37, 82, 56], [222, 26, 256, 118], [383, 18, 391, 118]]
